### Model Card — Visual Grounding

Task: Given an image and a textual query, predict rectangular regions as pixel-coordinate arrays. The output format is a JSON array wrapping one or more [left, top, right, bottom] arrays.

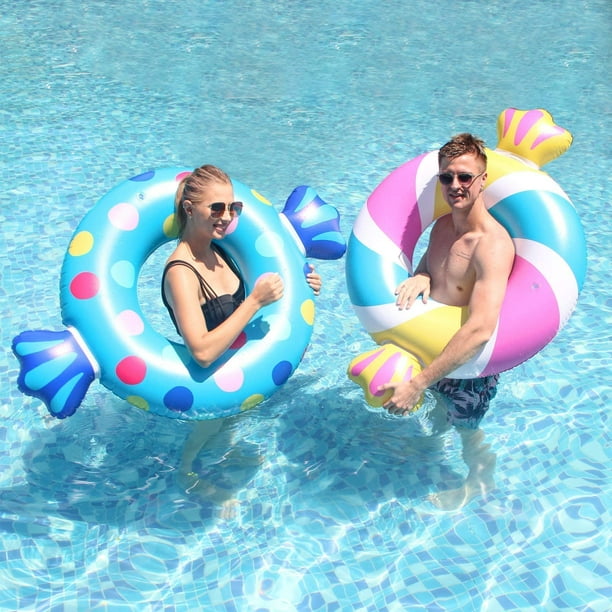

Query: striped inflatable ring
[[347, 108, 587, 406], [13, 168, 346, 419]]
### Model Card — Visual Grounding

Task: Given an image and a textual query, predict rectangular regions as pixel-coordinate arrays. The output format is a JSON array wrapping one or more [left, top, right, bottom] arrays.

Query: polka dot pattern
[[58, 167, 317, 420], [272, 361, 293, 386], [300, 299, 315, 326], [110, 260, 135, 289], [213, 367, 245, 393], [163, 386, 193, 413], [68, 231, 94, 257], [116, 356, 146, 385], [240, 393, 265, 411], [230, 332, 247, 350], [70, 271, 99, 300], [108, 202, 139, 231], [116, 310, 144, 336]]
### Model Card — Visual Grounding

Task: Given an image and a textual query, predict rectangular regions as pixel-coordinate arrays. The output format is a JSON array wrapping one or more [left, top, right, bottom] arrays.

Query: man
[[380, 133, 515, 509]]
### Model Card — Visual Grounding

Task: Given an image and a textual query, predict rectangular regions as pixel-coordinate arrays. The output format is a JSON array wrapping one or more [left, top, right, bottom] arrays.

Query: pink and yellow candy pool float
[[347, 108, 587, 407]]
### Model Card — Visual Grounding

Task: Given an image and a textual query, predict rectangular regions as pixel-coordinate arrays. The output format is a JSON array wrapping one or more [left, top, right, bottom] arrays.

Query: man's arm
[[381, 234, 514, 413]]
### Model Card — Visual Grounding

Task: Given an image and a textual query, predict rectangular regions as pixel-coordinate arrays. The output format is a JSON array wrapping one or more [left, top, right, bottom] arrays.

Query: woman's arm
[[165, 267, 283, 368]]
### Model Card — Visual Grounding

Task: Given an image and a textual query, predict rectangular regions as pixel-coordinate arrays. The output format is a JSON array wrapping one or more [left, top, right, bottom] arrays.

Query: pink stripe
[[367, 154, 427, 251], [502, 108, 516, 138], [515, 110, 544, 146], [482, 256, 560, 375], [368, 353, 414, 397], [531, 125, 565, 150], [349, 347, 384, 377]]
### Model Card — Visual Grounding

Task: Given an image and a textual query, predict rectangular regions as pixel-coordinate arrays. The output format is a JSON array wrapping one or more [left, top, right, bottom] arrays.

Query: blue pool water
[[1, 1, 610, 610]]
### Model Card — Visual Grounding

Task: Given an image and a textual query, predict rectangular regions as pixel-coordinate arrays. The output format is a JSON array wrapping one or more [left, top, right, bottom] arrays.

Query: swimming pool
[[1, 0, 610, 610]]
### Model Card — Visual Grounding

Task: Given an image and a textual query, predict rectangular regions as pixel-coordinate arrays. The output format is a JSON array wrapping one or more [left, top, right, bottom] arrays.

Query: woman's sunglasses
[[207, 201, 244, 218], [438, 171, 484, 186]]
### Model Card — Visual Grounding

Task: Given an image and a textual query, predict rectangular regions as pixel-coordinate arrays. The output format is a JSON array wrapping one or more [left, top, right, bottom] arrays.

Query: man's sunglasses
[[207, 201, 244, 218], [438, 171, 484, 186]]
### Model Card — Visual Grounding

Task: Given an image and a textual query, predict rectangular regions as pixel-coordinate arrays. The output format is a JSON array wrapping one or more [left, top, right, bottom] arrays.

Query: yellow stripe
[[372, 305, 468, 365]]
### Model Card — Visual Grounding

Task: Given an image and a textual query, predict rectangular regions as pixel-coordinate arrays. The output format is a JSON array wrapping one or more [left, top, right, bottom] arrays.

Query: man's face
[[438, 153, 487, 209]]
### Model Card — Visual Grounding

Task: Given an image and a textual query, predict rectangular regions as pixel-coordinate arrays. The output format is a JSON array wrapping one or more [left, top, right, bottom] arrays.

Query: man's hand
[[395, 273, 431, 310], [379, 378, 426, 416]]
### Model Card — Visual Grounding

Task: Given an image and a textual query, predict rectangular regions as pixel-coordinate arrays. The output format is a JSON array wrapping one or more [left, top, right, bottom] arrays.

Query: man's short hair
[[439, 133, 487, 167]]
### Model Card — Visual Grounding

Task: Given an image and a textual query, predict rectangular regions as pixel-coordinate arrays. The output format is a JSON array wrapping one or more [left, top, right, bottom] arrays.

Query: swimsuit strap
[[162, 260, 218, 301]]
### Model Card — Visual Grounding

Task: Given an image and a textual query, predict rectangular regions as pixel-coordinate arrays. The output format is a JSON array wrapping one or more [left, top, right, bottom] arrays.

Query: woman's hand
[[251, 273, 284, 307], [395, 273, 431, 309], [305, 264, 322, 296]]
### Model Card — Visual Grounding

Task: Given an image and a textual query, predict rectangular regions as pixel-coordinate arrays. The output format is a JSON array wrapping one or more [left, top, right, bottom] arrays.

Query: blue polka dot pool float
[[12, 168, 346, 420]]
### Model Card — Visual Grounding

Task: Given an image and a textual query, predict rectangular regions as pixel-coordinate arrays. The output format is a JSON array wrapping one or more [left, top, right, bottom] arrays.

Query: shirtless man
[[380, 133, 515, 509]]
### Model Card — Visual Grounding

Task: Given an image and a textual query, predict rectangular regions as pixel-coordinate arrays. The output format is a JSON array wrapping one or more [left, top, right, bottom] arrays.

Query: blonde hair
[[174, 164, 231, 236]]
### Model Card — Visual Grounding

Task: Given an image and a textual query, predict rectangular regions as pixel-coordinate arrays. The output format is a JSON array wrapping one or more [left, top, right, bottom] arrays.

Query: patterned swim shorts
[[431, 374, 500, 429]]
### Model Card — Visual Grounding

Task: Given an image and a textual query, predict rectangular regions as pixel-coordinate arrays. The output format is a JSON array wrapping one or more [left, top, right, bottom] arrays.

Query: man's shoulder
[[475, 219, 515, 270], [485, 214, 514, 246], [431, 214, 454, 236]]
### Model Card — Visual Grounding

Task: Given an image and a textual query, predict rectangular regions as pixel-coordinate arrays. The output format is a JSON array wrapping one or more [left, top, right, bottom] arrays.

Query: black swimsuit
[[161, 245, 245, 333]]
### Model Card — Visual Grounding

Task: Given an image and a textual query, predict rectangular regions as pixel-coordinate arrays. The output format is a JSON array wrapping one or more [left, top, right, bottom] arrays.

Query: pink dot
[[116, 356, 146, 385], [213, 366, 244, 393], [176, 171, 191, 182], [230, 332, 247, 350], [70, 272, 99, 299], [116, 310, 144, 336], [108, 203, 139, 231]]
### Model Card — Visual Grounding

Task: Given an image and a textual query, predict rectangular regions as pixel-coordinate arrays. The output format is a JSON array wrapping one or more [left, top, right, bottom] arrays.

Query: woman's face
[[188, 180, 236, 240]]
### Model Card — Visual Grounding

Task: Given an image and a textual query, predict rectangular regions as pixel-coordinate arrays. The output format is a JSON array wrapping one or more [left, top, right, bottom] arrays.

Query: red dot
[[116, 356, 146, 385], [70, 272, 100, 299], [230, 331, 247, 350]]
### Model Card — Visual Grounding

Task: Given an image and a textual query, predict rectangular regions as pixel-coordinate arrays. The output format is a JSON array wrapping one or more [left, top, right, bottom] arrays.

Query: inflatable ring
[[13, 168, 346, 420], [347, 108, 587, 407]]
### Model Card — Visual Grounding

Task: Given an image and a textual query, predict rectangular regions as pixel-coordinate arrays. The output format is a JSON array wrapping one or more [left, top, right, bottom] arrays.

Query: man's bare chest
[[427, 233, 478, 301]]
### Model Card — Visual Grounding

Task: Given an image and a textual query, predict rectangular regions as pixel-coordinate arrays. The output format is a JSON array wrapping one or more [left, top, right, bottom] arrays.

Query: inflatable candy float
[[13, 168, 346, 420], [346, 108, 587, 407]]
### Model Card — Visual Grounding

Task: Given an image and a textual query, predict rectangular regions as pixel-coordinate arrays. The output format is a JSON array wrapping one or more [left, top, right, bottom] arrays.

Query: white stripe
[[416, 151, 441, 228], [352, 298, 449, 334], [449, 328, 499, 378], [484, 171, 572, 208], [351, 203, 411, 271], [353, 299, 498, 378], [67, 325, 101, 379]]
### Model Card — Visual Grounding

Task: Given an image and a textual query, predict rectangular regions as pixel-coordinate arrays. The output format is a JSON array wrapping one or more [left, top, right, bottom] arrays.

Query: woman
[[162, 165, 322, 500]]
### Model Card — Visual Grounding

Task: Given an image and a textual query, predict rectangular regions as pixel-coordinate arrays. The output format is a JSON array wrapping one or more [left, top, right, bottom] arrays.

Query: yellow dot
[[251, 189, 272, 206], [241, 394, 264, 411], [163, 213, 179, 238], [68, 231, 94, 256], [300, 299, 315, 326], [127, 396, 149, 411]]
